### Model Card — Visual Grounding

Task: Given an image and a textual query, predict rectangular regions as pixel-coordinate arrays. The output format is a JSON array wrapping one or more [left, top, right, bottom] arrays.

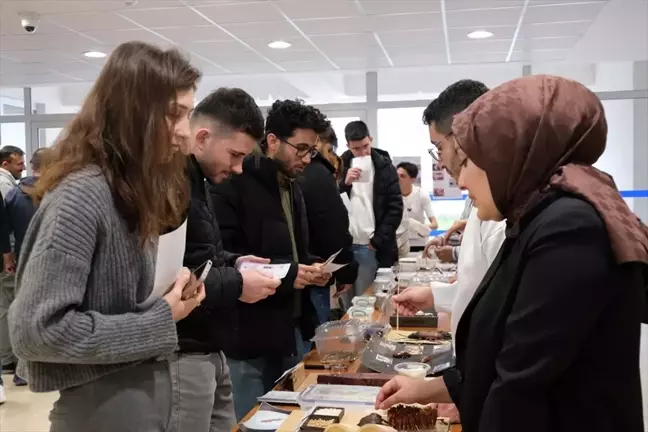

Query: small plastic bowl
[[394, 362, 431, 380], [352, 296, 377, 308]]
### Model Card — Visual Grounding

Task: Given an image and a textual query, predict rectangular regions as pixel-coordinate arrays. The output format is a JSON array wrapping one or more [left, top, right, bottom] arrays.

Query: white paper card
[[242, 410, 289, 430], [409, 217, 432, 238], [340, 193, 351, 212], [140, 219, 187, 309], [322, 262, 348, 273], [351, 156, 372, 183], [239, 262, 291, 279]]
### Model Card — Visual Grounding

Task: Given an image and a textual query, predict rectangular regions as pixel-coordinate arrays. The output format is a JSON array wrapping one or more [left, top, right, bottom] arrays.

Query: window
[[0, 87, 25, 116], [377, 107, 465, 228], [0, 123, 26, 154]]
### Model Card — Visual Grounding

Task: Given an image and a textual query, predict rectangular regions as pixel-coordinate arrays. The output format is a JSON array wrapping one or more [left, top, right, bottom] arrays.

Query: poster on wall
[[432, 162, 462, 198], [392, 156, 422, 186]]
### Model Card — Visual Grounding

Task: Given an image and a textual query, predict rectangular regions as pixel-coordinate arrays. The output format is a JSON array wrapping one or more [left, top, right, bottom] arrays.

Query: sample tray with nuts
[[299, 407, 345, 432]]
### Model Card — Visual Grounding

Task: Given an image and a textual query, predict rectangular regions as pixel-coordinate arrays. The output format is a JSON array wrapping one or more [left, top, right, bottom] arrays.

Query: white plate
[[243, 410, 289, 430]]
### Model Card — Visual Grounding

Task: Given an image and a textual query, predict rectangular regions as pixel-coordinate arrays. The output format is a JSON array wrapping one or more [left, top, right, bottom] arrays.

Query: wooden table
[[235, 297, 462, 432]]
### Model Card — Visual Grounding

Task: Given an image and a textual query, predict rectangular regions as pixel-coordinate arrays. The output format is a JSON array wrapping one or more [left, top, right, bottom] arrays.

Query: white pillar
[[366, 71, 378, 148]]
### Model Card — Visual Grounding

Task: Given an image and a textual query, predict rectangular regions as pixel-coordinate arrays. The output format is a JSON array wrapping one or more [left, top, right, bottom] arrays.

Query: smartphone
[[182, 260, 212, 300], [193, 259, 213, 284]]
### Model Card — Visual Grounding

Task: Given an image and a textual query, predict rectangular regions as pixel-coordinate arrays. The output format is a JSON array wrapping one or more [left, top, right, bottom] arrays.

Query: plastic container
[[363, 322, 392, 341], [311, 320, 366, 373], [352, 296, 377, 308], [347, 306, 374, 322], [373, 277, 392, 294], [376, 268, 395, 282], [298, 384, 381, 411], [374, 291, 388, 311], [398, 257, 418, 272], [394, 362, 431, 380]]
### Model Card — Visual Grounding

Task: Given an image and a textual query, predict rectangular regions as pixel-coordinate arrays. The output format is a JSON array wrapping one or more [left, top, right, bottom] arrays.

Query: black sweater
[[443, 192, 645, 432], [176, 156, 243, 353], [298, 153, 358, 286]]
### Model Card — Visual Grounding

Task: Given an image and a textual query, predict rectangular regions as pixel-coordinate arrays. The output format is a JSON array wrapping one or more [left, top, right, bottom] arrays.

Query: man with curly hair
[[209, 99, 332, 420]]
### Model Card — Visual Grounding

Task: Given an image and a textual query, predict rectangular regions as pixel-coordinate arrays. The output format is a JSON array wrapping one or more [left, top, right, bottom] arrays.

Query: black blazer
[[209, 153, 319, 359], [444, 192, 645, 432], [339, 148, 403, 267], [298, 153, 358, 286]]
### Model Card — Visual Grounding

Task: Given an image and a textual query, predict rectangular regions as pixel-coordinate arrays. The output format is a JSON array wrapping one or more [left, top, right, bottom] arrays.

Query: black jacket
[[443, 192, 645, 432], [176, 156, 243, 353], [340, 148, 403, 267], [298, 153, 358, 286], [0, 191, 11, 255], [209, 153, 319, 359], [5, 176, 38, 260]]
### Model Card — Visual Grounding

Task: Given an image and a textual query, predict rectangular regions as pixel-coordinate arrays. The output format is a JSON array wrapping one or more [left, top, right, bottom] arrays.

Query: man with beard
[[176, 88, 282, 431], [0, 145, 25, 383], [209, 99, 331, 420]]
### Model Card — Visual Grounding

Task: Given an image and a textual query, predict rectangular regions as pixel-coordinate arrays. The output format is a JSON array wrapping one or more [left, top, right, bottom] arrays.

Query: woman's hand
[[375, 377, 451, 410], [163, 268, 206, 321], [392, 286, 434, 316]]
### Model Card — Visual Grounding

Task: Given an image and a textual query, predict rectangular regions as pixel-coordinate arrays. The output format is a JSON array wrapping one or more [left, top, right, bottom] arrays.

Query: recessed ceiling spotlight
[[467, 30, 494, 40], [268, 40, 291, 49], [83, 51, 107, 58]]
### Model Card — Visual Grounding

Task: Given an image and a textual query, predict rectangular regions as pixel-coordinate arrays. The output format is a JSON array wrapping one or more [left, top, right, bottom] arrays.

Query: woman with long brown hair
[[8, 41, 204, 431], [382, 75, 648, 431]]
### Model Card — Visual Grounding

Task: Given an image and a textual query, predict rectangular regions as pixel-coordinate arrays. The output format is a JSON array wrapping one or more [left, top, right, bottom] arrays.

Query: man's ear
[[266, 133, 280, 155], [194, 128, 210, 150]]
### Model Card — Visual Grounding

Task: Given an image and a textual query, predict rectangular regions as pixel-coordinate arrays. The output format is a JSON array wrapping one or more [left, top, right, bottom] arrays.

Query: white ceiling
[[0, 0, 639, 86]]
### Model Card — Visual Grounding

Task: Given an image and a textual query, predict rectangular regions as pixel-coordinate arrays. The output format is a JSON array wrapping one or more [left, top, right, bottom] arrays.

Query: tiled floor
[[0, 373, 57, 432]]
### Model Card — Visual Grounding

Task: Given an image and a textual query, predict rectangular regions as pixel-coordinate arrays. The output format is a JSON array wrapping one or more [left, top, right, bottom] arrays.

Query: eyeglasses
[[280, 138, 318, 159], [427, 133, 453, 162]]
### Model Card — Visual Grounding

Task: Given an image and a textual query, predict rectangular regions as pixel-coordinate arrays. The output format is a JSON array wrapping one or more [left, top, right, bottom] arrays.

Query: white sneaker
[[0, 384, 6, 404]]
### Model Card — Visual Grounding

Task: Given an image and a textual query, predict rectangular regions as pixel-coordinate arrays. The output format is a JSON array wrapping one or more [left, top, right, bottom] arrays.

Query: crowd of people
[[0, 40, 645, 432]]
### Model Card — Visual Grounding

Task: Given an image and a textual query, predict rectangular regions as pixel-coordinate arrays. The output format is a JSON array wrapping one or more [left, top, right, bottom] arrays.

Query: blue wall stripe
[[428, 190, 648, 201], [426, 190, 648, 237]]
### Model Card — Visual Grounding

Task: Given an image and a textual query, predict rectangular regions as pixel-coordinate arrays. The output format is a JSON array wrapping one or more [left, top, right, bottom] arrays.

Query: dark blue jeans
[[341, 244, 378, 310], [227, 328, 310, 421], [310, 287, 331, 325]]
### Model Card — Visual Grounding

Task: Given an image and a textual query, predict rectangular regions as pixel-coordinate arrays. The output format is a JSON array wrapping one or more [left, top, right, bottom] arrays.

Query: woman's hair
[[37, 41, 201, 243], [333, 154, 344, 182]]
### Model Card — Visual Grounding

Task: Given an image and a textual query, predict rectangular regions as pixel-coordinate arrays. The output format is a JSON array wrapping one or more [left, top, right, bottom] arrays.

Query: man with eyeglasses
[[209, 99, 332, 420], [392, 79, 506, 423]]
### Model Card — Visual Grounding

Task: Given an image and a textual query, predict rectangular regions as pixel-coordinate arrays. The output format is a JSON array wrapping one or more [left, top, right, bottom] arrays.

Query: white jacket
[[0, 168, 16, 198], [432, 207, 506, 338]]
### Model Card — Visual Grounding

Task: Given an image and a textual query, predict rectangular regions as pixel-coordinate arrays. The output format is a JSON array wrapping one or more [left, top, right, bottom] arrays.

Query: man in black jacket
[[298, 127, 358, 324], [210, 99, 331, 420], [177, 88, 282, 432], [340, 120, 403, 307]]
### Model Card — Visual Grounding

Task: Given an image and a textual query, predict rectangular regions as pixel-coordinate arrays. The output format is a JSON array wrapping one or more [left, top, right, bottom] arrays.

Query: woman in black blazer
[[380, 75, 648, 432]]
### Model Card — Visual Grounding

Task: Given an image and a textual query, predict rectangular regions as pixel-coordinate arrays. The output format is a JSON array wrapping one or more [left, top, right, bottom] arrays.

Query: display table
[[234, 289, 462, 432]]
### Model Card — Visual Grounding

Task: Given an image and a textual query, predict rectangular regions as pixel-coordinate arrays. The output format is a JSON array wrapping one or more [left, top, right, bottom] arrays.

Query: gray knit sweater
[[8, 166, 178, 392]]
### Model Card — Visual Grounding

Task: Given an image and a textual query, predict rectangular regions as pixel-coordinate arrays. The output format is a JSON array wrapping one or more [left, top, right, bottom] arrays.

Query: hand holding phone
[[182, 260, 212, 300]]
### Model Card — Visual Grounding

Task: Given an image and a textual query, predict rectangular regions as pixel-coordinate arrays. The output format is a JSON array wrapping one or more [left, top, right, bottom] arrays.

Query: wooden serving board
[[278, 409, 450, 432], [303, 350, 326, 369]]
